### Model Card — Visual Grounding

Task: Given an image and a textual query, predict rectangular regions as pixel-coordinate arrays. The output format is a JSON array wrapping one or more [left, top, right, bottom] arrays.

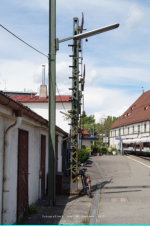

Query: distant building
[[3, 88, 72, 133], [110, 91, 150, 149]]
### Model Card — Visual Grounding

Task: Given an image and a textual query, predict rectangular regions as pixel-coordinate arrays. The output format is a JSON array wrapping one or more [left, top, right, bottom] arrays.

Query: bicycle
[[77, 163, 91, 197]]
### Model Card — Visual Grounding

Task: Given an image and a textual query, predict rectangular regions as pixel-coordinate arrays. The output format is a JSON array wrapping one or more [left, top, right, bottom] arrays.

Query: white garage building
[[0, 91, 67, 225]]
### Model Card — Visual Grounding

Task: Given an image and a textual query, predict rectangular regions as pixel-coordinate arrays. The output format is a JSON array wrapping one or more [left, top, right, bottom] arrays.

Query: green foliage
[[98, 148, 103, 153], [78, 148, 89, 163], [82, 145, 91, 153], [111, 147, 117, 151], [101, 147, 107, 154], [78, 112, 96, 135], [79, 112, 95, 125], [62, 110, 73, 121], [93, 148, 98, 153], [95, 115, 118, 146], [29, 204, 38, 214], [91, 144, 94, 150]]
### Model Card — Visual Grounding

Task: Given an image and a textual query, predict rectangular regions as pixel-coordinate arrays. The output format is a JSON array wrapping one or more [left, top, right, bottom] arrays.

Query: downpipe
[[2, 110, 22, 225]]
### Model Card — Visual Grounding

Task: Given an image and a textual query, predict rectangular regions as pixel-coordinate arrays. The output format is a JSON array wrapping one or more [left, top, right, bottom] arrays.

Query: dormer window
[[124, 114, 127, 117], [131, 105, 135, 110], [127, 113, 131, 116], [144, 106, 149, 110]]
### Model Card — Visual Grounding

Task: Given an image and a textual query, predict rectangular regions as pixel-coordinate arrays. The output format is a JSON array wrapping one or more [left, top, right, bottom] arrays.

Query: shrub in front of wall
[[111, 147, 117, 151], [98, 148, 102, 154], [91, 144, 94, 150], [93, 148, 98, 153], [78, 148, 89, 163], [82, 145, 91, 154], [101, 147, 107, 154]]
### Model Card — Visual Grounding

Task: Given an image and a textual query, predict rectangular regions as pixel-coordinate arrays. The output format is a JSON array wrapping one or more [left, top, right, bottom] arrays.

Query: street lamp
[[48, 0, 119, 206], [59, 23, 119, 43]]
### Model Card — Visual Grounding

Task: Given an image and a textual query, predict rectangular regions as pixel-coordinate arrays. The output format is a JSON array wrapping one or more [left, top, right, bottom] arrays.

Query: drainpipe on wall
[[2, 110, 22, 225]]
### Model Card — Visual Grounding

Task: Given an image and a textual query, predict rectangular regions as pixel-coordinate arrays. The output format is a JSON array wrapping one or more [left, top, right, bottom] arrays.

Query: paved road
[[94, 154, 150, 225], [23, 154, 150, 225]]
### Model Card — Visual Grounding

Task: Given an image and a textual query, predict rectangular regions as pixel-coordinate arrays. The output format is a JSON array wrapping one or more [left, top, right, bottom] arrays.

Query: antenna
[[142, 87, 144, 93]]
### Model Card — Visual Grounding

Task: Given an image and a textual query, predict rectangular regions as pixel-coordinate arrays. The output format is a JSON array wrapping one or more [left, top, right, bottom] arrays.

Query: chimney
[[40, 65, 47, 98]]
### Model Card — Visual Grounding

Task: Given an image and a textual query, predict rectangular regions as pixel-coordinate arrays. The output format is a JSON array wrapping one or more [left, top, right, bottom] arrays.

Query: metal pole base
[[49, 200, 56, 207]]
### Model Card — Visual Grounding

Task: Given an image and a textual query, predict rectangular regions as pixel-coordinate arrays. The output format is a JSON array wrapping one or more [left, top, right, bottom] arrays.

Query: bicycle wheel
[[86, 181, 91, 197], [83, 179, 87, 194]]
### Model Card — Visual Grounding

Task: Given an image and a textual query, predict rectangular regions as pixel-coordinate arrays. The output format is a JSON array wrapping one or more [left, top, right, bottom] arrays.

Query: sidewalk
[[23, 157, 101, 225]]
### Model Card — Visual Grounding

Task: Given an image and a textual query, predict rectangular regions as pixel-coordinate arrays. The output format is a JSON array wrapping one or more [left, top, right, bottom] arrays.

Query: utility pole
[[105, 127, 107, 147], [48, 0, 56, 206], [119, 116, 121, 154]]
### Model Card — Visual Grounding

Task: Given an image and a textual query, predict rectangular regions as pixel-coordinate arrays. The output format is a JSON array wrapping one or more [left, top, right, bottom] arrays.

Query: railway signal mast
[[68, 15, 86, 193], [49, 0, 119, 204]]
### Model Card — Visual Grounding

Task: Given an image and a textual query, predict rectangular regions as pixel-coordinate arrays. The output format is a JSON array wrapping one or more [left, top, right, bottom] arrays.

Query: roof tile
[[110, 91, 150, 129], [8, 95, 72, 103]]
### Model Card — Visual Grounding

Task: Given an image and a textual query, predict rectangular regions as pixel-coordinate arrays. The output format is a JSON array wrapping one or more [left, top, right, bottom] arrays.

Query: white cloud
[[83, 85, 139, 119], [125, 5, 146, 30], [0, 59, 40, 92]]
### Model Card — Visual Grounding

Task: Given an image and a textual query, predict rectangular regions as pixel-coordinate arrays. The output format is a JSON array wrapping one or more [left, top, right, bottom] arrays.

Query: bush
[[111, 147, 117, 151], [29, 204, 38, 214], [101, 147, 107, 154], [78, 148, 89, 163], [82, 145, 91, 154], [98, 148, 102, 153], [93, 147, 98, 153], [91, 144, 94, 150]]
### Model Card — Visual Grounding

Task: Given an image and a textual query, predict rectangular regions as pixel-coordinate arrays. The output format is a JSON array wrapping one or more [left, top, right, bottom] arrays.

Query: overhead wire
[[0, 24, 48, 58], [1, 24, 69, 117], [56, 83, 67, 113]]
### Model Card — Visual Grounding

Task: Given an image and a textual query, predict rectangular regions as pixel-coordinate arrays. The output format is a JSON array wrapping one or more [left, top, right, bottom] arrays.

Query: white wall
[[0, 104, 48, 225], [23, 102, 71, 133], [82, 140, 91, 150], [56, 102, 71, 133], [110, 120, 150, 149]]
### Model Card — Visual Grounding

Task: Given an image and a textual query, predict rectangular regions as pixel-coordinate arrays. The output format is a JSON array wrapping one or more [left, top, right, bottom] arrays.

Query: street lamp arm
[[59, 36, 74, 43], [58, 23, 119, 43], [73, 23, 119, 40]]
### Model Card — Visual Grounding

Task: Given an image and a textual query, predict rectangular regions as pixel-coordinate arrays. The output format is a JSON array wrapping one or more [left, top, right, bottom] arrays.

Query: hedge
[[78, 148, 89, 163]]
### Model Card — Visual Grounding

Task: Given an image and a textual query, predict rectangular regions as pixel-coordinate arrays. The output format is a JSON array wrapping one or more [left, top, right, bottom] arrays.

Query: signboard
[[90, 134, 94, 137], [115, 137, 122, 140], [103, 137, 108, 142]]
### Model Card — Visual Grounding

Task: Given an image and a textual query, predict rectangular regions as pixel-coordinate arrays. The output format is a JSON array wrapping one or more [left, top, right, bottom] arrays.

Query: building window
[[128, 127, 129, 134], [111, 131, 112, 137], [123, 128, 124, 135], [133, 126, 134, 133], [144, 124, 146, 132], [115, 130, 116, 137], [138, 125, 140, 133]]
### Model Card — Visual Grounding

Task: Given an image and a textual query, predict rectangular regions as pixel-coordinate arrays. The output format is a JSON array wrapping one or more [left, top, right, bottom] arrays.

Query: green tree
[[95, 115, 118, 146], [78, 112, 96, 135]]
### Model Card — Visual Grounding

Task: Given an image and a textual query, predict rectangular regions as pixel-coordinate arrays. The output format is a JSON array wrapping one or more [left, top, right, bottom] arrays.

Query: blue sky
[[1, 0, 150, 122]]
